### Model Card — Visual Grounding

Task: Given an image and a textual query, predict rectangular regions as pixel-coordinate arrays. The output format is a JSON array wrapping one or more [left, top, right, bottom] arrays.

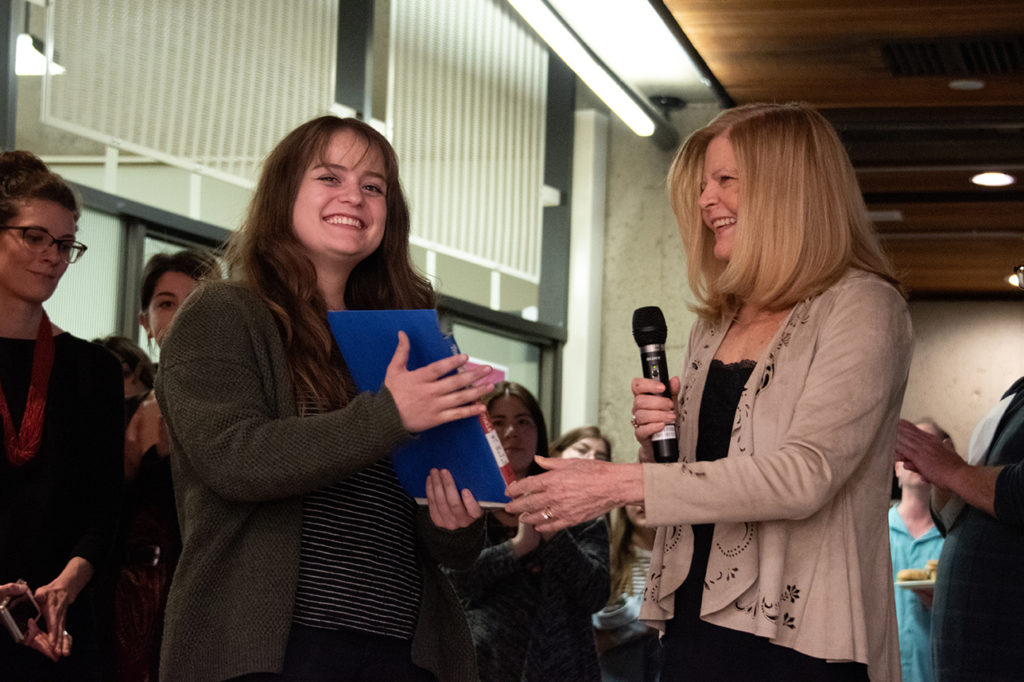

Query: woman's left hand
[[34, 580, 72, 657], [505, 457, 644, 533], [33, 556, 93, 658], [425, 468, 483, 530]]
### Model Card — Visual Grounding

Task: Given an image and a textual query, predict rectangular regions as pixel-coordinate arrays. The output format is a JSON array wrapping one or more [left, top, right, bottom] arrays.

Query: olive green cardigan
[[155, 282, 482, 682]]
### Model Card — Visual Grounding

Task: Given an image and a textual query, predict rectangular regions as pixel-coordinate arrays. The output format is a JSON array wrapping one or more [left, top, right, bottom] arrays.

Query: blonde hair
[[668, 102, 899, 320], [607, 507, 639, 599]]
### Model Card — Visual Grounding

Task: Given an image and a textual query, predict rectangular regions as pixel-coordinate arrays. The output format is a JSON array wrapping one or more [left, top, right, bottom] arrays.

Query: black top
[[662, 360, 868, 682], [0, 332, 123, 680]]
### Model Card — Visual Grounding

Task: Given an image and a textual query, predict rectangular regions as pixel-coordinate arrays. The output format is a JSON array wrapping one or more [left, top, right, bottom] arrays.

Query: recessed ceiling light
[[949, 79, 985, 90], [971, 172, 1016, 187], [867, 210, 903, 222]]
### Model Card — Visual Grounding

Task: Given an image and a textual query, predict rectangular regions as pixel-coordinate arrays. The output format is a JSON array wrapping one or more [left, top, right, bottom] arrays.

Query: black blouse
[[0, 333, 123, 679]]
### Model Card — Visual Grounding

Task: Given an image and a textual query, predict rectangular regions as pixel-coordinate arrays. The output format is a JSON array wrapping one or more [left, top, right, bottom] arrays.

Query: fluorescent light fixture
[[971, 171, 1015, 187], [15, 33, 65, 76], [507, 0, 656, 137]]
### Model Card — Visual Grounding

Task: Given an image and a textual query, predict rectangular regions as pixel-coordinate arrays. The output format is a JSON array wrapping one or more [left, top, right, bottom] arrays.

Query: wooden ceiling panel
[[885, 237, 1023, 294], [870, 201, 1024, 232], [660, 1, 1024, 295]]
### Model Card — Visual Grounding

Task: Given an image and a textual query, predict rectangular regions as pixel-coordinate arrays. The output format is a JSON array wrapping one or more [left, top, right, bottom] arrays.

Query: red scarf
[[0, 312, 55, 466]]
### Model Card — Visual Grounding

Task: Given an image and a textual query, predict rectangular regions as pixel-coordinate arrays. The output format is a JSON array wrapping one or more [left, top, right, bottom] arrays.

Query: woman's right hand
[[385, 331, 494, 433], [0, 583, 60, 661], [630, 375, 680, 462], [124, 392, 169, 480]]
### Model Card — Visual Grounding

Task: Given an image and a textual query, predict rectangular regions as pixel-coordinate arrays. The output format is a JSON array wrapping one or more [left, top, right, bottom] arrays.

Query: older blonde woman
[[508, 103, 911, 681]]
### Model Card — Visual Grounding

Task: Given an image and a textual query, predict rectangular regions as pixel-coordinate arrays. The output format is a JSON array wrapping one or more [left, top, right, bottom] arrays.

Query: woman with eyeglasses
[[0, 150, 123, 681]]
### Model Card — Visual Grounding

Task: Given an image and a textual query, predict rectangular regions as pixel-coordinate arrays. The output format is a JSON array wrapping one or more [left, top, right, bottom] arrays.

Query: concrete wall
[[597, 106, 718, 461]]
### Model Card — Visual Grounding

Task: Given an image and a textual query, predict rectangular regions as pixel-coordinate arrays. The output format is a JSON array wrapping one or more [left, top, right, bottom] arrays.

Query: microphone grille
[[632, 306, 667, 346]]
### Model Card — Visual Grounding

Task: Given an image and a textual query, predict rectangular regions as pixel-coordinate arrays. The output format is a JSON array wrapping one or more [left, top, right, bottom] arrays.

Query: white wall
[[560, 110, 609, 429], [902, 300, 1024, 452]]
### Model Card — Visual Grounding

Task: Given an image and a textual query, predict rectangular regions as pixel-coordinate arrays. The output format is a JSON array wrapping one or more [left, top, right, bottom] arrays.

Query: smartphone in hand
[[0, 581, 42, 644]]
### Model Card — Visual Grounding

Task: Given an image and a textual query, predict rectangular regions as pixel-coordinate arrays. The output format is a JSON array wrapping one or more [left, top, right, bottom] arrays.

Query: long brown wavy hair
[[225, 116, 434, 411]]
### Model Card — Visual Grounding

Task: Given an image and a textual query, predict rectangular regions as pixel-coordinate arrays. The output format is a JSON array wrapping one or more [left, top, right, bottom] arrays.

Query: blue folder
[[328, 309, 512, 506]]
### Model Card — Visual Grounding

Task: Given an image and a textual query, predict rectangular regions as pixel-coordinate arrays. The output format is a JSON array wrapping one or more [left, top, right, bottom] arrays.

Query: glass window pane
[[45, 208, 122, 341], [450, 323, 540, 399]]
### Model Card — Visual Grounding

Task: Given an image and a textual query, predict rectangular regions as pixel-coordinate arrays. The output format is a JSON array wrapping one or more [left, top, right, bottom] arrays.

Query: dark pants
[[229, 624, 435, 682]]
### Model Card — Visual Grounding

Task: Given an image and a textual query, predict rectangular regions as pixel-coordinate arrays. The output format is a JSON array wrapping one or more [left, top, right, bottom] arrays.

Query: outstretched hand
[[505, 456, 644, 533], [425, 468, 483, 529], [385, 331, 494, 433], [630, 375, 681, 461]]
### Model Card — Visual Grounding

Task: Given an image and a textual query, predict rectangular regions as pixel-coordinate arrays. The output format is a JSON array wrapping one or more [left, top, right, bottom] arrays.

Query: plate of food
[[895, 561, 939, 589]]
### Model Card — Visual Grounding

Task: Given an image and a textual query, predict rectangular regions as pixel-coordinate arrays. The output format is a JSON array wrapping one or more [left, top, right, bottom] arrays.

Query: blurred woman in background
[[592, 504, 660, 682], [98, 248, 219, 682], [549, 425, 611, 462], [450, 381, 609, 681], [0, 151, 122, 681]]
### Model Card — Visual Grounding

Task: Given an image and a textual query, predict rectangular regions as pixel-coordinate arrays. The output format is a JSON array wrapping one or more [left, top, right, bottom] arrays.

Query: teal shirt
[[889, 504, 944, 682]]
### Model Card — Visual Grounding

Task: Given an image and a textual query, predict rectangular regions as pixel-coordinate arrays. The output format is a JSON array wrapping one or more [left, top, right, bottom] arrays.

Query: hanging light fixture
[[1010, 265, 1024, 291], [507, 0, 656, 137], [15, 32, 65, 76]]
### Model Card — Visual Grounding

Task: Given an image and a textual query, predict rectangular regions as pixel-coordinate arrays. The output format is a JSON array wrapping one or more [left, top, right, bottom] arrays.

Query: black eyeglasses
[[1, 225, 88, 264]]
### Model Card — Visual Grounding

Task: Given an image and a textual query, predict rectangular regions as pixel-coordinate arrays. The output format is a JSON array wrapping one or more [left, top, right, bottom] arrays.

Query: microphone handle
[[652, 435, 679, 463], [639, 344, 679, 463]]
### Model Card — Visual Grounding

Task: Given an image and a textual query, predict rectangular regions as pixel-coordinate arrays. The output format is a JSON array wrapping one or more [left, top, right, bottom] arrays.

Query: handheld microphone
[[632, 306, 679, 463]]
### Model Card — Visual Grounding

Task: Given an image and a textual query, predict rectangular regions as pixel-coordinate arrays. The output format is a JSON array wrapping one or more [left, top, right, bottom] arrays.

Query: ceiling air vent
[[882, 36, 1023, 77]]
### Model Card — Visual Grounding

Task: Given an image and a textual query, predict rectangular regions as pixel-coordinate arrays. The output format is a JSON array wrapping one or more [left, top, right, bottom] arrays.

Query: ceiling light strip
[[507, 0, 656, 137]]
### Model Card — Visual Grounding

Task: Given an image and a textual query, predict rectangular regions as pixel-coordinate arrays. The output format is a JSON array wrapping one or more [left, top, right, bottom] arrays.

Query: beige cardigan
[[640, 270, 910, 682]]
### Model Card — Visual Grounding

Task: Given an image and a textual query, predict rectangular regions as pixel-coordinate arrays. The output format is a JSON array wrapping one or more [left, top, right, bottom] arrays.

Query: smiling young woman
[[154, 117, 495, 682], [0, 151, 122, 681]]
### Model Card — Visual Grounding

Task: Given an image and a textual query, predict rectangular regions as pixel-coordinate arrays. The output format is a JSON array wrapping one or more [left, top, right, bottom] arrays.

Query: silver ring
[[541, 508, 553, 520], [630, 414, 638, 428]]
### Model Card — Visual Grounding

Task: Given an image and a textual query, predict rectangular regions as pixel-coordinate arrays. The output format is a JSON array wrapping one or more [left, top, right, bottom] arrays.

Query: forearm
[[50, 557, 94, 603], [945, 465, 1002, 517]]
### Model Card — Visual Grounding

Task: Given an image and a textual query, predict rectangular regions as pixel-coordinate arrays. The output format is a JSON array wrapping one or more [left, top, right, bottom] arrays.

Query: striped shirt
[[629, 547, 652, 597], [292, 458, 422, 639]]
